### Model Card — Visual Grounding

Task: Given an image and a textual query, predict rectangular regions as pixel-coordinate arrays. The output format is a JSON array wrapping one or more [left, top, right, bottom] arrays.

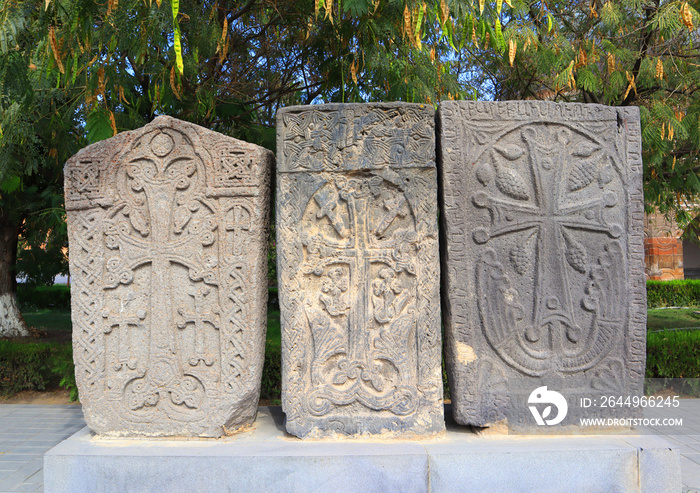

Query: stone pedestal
[[44, 407, 681, 493]]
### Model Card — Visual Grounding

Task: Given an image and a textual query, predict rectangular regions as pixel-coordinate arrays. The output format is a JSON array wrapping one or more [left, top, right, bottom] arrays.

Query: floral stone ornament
[[439, 101, 646, 429], [65, 116, 273, 437], [276, 103, 445, 438]]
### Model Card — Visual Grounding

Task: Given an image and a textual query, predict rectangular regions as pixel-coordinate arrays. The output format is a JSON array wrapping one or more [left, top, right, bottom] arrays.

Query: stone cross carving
[[101, 293, 146, 372], [176, 286, 221, 366], [225, 204, 251, 257], [65, 116, 273, 437], [277, 103, 444, 438], [439, 101, 646, 428]]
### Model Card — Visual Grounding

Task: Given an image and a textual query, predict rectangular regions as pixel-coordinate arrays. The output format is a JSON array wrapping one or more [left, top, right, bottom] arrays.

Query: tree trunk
[[0, 212, 29, 338]]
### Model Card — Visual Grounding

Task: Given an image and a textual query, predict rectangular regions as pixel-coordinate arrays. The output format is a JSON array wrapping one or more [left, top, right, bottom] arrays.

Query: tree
[[40, 0, 468, 147], [34, 0, 471, 297], [0, 1, 80, 337], [447, 0, 700, 226]]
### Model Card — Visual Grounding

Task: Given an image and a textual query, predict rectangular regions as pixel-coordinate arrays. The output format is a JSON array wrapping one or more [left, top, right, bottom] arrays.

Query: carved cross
[[102, 293, 147, 371], [311, 177, 413, 370], [225, 204, 251, 256], [473, 129, 620, 351], [375, 194, 409, 237], [177, 286, 221, 366], [107, 130, 212, 374], [313, 188, 348, 237]]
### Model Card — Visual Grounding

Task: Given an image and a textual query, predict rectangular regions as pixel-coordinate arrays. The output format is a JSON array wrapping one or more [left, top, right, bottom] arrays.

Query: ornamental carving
[[65, 116, 272, 437], [439, 101, 646, 427], [277, 103, 444, 438]]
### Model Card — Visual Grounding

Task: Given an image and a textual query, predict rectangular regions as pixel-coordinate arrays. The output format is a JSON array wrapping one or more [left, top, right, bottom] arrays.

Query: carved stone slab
[[277, 103, 444, 438], [65, 116, 272, 437], [439, 101, 646, 427]]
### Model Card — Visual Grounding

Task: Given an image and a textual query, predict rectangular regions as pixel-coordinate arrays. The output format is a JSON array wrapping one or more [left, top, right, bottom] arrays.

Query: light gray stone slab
[[276, 103, 444, 438], [44, 406, 681, 493], [438, 101, 647, 428], [623, 435, 683, 493], [65, 116, 273, 437]]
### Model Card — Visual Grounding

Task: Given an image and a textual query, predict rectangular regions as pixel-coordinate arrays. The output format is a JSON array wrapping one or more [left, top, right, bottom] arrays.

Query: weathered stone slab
[[439, 101, 646, 428], [44, 407, 682, 493], [276, 103, 444, 438], [65, 116, 273, 437]]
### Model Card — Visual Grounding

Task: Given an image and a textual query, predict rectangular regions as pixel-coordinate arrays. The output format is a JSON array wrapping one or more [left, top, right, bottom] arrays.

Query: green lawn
[[6, 304, 700, 400], [20, 306, 700, 338], [23, 309, 72, 334], [266, 308, 281, 348], [646, 308, 700, 331]]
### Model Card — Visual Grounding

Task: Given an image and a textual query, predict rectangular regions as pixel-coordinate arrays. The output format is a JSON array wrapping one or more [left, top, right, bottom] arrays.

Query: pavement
[[0, 402, 699, 492]]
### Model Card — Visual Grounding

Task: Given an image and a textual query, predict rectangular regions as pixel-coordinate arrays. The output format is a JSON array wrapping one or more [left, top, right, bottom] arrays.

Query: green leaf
[[547, 13, 553, 33], [172, 0, 183, 74], [495, 18, 505, 53], [446, 19, 457, 51], [460, 13, 472, 50], [174, 21, 184, 75], [0, 175, 21, 193], [86, 109, 113, 144], [415, 3, 425, 40], [577, 67, 599, 93]]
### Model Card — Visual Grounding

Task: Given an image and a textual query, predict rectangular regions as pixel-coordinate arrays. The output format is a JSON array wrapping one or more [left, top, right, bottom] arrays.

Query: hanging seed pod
[[440, 0, 449, 24], [403, 5, 411, 37], [607, 53, 615, 74], [655, 58, 664, 80], [508, 38, 516, 66], [681, 2, 694, 31], [350, 60, 358, 84]]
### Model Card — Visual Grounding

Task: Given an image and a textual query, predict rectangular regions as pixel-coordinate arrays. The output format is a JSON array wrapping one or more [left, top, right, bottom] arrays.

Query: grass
[[266, 308, 281, 348], [647, 308, 700, 332], [4, 303, 699, 402], [24, 309, 72, 335]]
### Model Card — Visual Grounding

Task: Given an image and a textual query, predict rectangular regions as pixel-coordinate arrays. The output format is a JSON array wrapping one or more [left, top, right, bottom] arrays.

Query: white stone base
[[44, 407, 681, 493]]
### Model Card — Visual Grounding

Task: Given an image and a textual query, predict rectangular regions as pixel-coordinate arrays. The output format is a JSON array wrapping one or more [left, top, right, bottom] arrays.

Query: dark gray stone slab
[[438, 101, 646, 428], [65, 116, 273, 437], [276, 103, 444, 438]]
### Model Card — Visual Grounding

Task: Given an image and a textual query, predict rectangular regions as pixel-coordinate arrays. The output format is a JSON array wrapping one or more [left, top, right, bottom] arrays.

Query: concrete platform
[[44, 407, 681, 493]]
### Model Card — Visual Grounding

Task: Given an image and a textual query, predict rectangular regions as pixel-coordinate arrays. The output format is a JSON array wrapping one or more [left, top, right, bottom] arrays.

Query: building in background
[[645, 209, 700, 280]]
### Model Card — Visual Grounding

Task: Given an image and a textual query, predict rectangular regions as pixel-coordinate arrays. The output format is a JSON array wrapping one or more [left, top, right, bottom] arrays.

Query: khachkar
[[65, 116, 272, 437], [276, 103, 444, 438], [439, 101, 646, 427]]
